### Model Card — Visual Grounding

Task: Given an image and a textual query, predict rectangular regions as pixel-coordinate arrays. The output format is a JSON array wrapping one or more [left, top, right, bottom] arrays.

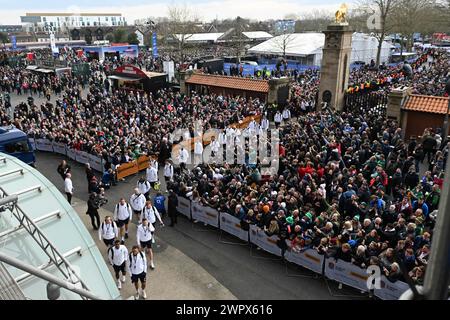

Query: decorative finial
[[335, 3, 348, 24]]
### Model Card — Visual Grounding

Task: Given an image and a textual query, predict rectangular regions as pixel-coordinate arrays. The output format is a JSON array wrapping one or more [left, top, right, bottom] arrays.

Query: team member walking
[[163, 160, 174, 191], [146, 163, 159, 189], [137, 176, 151, 200], [130, 188, 146, 217], [113, 198, 132, 244], [136, 218, 156, 269], [108, 240, 128, 289], [128, 245, 148, 299], [140, 200, 164, 228], [98, 216, 119, 248]]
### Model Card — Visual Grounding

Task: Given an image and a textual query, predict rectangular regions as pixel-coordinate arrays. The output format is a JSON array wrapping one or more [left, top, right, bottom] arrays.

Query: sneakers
[[135, 291, 140, 300], [117, 280, 122, 289], [150, 261, 155, 270], [120, 240, 125, 245], [125, 233, 129, 239], [121, 275, 126, 283], [142, 290, 147, 299]]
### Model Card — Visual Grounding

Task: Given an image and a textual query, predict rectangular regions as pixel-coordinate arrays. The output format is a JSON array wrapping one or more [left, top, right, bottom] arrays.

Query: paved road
[[35, 151, 363, 300], [71, 197, 237, 300]]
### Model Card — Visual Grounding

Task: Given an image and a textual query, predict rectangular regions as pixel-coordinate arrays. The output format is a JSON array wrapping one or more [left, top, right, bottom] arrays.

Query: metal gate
[[344, 91, 388, 118]]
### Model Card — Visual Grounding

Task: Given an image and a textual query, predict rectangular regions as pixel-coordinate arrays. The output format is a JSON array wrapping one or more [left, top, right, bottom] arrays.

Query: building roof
[[0, 153, 120, 300], [248, 32, 394, 57], [403, 94, 450, 114], [26, 12, 122, 16], [242, 31, 273, 40], [175, 33, 224, 43], [186, 74, 269, 93]]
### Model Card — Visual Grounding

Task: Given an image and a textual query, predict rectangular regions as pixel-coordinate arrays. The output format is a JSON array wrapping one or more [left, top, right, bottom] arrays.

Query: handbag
[[154, 181, 161, 191]]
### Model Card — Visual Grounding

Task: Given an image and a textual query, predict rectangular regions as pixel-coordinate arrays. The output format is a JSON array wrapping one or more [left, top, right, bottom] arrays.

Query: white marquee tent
[[248, 32, 394, 66]]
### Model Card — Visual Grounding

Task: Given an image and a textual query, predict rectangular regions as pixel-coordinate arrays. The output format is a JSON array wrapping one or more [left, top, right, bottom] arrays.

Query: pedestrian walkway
[[71, 197, 237, 300]]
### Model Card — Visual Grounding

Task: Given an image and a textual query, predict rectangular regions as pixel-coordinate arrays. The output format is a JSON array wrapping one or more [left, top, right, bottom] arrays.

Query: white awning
[[34, 68, 54, 73], [108, 75, 140, 82]]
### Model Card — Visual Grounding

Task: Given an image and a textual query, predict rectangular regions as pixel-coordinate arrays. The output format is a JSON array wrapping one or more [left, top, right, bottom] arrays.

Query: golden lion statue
[[335, 3, 348, 23]]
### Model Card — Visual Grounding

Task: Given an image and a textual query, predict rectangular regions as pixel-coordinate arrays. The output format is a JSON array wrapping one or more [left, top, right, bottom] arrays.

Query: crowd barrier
[[176, 195, 410, 300], [30, 137, 151, 176]]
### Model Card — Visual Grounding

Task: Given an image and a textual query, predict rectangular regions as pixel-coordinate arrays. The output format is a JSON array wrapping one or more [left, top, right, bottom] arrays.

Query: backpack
[[153, 181, 161, 191], [116, 203, 131, 213], [129, 252, 144, 268]]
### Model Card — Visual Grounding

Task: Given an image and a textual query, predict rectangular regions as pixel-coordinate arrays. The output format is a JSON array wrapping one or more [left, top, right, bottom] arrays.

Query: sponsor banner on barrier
[[374, 276, 409, 300], [76, 150, 90, 165], [35, 138, 53, 152], [249, 224, 281, 256], [52, 141, 67, 155], [219, 212, 248, 242], [191, 202, 219, 228], [285, 242, 324, 274], [177, 196, 191, 219], [88, 154, 103, 172], [66, 148, 76, 160], [325, 259, 369, 292], [28, 138, 36, 151]]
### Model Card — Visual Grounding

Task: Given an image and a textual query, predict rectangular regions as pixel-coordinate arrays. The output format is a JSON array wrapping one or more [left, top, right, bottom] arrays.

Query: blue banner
[[152, 32, 158, 58], [10, 35, 16, 50]]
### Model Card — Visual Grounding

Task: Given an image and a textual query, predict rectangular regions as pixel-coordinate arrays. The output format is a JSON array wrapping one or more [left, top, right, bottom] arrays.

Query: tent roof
[[175, 32, 224, 42], [248, 33, 325, 57], [248, 32, 394, 57], [242, 31, 273, 40]]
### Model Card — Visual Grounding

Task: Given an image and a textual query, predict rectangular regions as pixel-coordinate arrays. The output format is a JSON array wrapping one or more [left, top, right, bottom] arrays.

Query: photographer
[[86, 191, 108, 230]]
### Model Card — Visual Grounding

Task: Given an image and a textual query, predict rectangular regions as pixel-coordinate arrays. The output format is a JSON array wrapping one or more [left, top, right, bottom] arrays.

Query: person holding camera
[[87, 193, 101, 230]]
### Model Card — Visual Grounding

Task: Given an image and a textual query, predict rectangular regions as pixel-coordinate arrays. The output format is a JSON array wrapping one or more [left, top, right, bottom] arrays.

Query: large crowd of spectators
[[0, 44, 448, 291]]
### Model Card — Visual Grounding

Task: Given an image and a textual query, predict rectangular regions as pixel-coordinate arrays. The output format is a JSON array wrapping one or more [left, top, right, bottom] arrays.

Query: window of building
[[43, 17, 46, 22]]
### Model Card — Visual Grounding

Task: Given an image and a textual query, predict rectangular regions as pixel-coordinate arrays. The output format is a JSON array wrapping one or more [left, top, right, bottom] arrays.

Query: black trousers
[[88, 210, 100, 229], [66, 192, 72, 204], [169, 209, 177, 226]]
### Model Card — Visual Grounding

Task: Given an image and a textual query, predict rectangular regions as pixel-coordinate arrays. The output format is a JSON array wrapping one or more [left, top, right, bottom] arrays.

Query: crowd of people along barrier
[[175, 195, 411, 300]]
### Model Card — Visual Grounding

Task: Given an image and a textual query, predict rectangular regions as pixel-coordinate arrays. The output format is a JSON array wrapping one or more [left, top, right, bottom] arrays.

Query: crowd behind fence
[[175, 195, 410, 300]]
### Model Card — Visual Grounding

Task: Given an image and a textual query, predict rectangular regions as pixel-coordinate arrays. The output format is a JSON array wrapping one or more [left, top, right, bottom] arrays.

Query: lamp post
[[442, 78, 450, 143]]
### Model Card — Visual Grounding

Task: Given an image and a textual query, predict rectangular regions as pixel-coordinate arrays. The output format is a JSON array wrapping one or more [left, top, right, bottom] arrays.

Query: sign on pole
[[152, 32, 158, 58], [10, 35, 16, 50], [50, 32, 58, 54]]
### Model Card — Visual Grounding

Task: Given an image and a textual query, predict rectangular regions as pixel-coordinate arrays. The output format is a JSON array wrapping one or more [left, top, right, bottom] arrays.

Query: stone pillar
[[268, 77, 291, 105], [387, 87, 412, 122], [318, 23, 353, 111], [179, 70, 193, 95]]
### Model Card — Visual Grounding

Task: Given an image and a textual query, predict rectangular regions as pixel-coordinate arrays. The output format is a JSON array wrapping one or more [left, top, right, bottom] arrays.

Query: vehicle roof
[[0, 126, 27, 142]]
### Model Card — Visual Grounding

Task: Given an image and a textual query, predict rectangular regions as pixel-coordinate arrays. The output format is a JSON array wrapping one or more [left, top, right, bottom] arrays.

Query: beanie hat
[[305, 212, 313, 220]]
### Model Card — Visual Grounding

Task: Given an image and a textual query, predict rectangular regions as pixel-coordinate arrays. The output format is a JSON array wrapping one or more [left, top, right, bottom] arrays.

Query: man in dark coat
[[168, 189, 179, 227]]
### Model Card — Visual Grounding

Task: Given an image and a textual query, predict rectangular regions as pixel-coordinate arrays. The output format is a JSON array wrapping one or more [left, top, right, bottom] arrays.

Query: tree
[[228, 16, 249, 63], [166, 4, 199, 61], [127, 32, 140, 45], [298, 9, 334, 32], [273, 33, 295, 60], [391, 0, 441, 50], [0, 32, 8, 46], [113, 28, 127, 43], [358, 0, 397, 66]]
